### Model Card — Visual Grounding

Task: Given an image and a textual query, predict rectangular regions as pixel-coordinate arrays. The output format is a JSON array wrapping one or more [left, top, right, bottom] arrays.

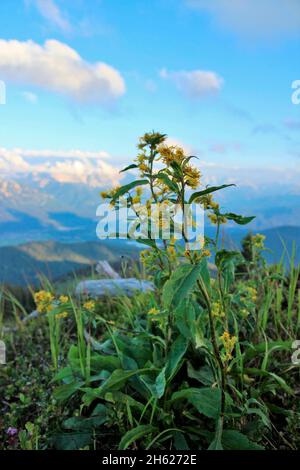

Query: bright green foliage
[[1, 132, 300, 451]]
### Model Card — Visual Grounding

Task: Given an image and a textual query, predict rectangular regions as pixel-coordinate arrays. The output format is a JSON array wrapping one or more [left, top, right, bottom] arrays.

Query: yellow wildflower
[[34, 290, 54, 314], [252, 234, 266, 249], [34, 290, 54, 304], [83, 300, 96, 311], [132, 196, 141, 204], [136, 187, 143, 197], [208, 213, 227, 225], [245, 286, 257, 302], [219, 331, 237, 361], [212, 302, 225, 318], [167, 245, 176, 258], [158, 145, 185, 165], [202, 249, 211, 258], [148, 308, 160, 316], [55, 311, 68, 319], [184, 165, 201, 189], [139, 163, 148, 173], [59, 295, 69, 304]]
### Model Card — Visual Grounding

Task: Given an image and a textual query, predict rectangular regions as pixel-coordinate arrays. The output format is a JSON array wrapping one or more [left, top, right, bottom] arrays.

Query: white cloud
[[187, 0, 300, 40], [22, 91, 38, 103], [31, 0, 71, 32], [17, 148, 110, 159], [0, 147, 123, 187], [0, 39, 125, 104], [165, 137, 197, 155], [160, 68, 223, 98]]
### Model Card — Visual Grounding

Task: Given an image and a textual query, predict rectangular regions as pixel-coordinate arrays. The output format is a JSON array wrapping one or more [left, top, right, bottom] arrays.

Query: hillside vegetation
[[0, 240, 139, 286], [1, 133, 299, 451]]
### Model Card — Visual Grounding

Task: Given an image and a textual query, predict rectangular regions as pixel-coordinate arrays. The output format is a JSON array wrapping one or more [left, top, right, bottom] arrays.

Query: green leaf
[[189, 184, 235, 204], [208, 417, 223, 450], [63, 404, 107, 431], [53, 381, 84, 402], [120, 164, 138, 173], [171, 387, 221, 420], [165, 335, 189, 382], [162, 263, 202, 309], [154, 173, 179, 193], [51, 367, 74, 383], [215, 250, 242, 289], [187, 363, 215, 386], [173, 431, 190, 450], [118, 425, 157, 450], [104, 392, 145, 411], [90, 355, 121, 372], [221, 212, 255, 225], [174, 300, 196, 340], [82, 368, 154, 405], [155, 367, 166, 399], [53, 432, 91, 450], [136, 238, 157, 249], [222, 430, 264, 450], [112, 179, 149, 201]]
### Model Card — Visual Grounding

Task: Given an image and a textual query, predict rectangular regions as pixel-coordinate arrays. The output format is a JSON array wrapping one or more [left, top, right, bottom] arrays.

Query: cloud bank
[[0, 39, 125, 104], [0, 147, 122, 187]]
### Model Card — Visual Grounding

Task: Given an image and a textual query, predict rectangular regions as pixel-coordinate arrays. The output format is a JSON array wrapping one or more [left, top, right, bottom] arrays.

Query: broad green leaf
[[154, 173, 179, 193], [155, 367, 166, 398], [189, 184, 235, 204], [171, 387, 221, 420], [136, 238, 157, 249], [51, 367, 74, 383], [82, 368, 154, 405], [215, 250, 242, 289], [120, 163, 139, 173], [90, 355, 120, 372], [112, 180, 149, 201], [53, 381, 84, 402], [173, 431, 190, 450], [174, 299, 196, 339], [187, 363, 215, 386], [165, 335, 189, 382], [104, 392, 145, 411], [53, 432, 91, 450], [221, 212, 255, 225], [162, 263, 202, 309], [63, 404, 107, 431], [208, 417, 223, 450], [222, 430, 264, 450], [118, 425, 157, 450]]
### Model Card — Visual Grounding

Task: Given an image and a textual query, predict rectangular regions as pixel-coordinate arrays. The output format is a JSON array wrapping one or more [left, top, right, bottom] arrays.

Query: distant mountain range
[[0, 172, 300, 283], [0, 239, 139, 286], [1, 174, 300, 245], [0, 226, 299, 286]]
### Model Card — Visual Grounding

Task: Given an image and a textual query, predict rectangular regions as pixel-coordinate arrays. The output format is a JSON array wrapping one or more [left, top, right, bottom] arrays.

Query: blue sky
[[0, 0, 300, 190]]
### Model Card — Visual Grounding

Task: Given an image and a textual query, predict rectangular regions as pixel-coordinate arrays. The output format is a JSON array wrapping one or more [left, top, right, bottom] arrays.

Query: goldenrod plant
[[1, 132, 299, 450]]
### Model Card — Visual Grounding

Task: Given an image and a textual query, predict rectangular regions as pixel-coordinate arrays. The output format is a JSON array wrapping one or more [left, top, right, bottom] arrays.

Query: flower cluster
[[251, 234, 266, 250], [34, 290, 54, 314], [83, 300, 96, 311], [219, 331, 237, 361], [34, 291, 69, 319], [211, 301, 225, 318]]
